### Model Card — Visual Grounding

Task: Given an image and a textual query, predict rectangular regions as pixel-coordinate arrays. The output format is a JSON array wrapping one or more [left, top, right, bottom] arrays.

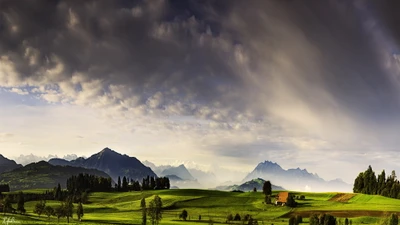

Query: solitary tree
[[324, 214, 337, 225], [180, 209, 188, 221], [141, 198, 147, 225], [77, 202, 84, 221], [55, 183, 62, 200], [3, 195, 12, 215], [296, 215, 303, 224], [234, 213, 241, 221], [345, 218, 349, 225], [309, 214, 319, 225], [17, 191, 26, 214], [148, 195, 162, 225], [65, 197, 74, 223], [118, 176, 121, 191], [44, 206, 54, 219], [263, 181, 272, 195], [286, 194, 296, 207], [122, 176, 128, 191], [289, 216, 296, 225], [226, 213, 233, 223], [390, 213, 399, 225], [34, 200, 46, 217], [81, 191, 89, 204], [55, 202, 65, 223]]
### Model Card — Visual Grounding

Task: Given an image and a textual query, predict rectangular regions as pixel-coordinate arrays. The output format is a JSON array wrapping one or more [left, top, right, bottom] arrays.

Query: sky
[[1, 0, 400, 184]]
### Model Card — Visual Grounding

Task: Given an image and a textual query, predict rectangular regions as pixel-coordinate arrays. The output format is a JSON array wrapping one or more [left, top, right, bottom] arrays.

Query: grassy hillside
[[1, 190, 400, 224], [0, 161, 110, 190]]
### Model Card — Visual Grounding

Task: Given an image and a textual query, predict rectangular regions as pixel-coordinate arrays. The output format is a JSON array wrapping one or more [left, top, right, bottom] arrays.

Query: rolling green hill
[[1, 189, 400, 224], [0, 161, 110, 191]]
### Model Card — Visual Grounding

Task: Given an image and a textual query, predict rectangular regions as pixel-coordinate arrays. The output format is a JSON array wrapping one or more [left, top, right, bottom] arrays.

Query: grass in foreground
[[1, 190, 400, 224]]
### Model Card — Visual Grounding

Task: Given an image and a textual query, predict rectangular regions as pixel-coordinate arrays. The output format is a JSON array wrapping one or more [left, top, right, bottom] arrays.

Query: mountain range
[[1, 149, 352, 192], [243, 160, 351, 192], [0, 161, 110, 190], [0, 154, 22, 174], [143, 161, 203, 188], [49, 147, 156, 182]]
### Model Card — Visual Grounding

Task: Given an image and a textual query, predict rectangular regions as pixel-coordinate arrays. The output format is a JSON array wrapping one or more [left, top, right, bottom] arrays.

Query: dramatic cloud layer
[[1, 0, 400, 185]]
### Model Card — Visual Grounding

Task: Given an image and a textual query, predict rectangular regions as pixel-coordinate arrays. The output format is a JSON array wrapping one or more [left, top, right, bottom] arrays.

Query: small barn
[[275, 191, 289, 206]]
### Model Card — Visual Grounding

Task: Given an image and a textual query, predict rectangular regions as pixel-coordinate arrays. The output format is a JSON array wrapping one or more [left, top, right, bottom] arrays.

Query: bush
[[227, 214, 233, 222], [179, 209, 188, 221], [296, 215, 303, 224], [289, 216, 296, 225], [234, 213, 241, 221], [390, 213, 399, 225]]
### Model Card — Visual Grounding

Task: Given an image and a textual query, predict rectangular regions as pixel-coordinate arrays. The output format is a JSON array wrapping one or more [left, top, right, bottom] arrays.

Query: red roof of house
[[277, 192, 289, 203]]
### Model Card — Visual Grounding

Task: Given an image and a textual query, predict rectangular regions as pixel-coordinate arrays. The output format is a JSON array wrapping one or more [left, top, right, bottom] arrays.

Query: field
[[1, 190, 400, 224]]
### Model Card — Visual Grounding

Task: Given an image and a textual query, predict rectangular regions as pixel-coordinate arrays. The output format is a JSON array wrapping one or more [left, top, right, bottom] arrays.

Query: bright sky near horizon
[[1, 0, 400, 184]]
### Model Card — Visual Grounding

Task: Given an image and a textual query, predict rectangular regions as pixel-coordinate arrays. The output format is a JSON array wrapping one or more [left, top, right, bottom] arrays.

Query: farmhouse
[[275, 191, 289, 206]]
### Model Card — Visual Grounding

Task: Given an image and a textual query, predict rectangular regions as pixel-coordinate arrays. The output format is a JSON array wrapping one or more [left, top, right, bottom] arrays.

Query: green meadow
[[1, 190, 400, 224]]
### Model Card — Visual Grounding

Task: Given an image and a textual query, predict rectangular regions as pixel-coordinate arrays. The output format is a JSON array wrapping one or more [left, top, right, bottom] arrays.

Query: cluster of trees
[[113, 175, 170, 192], [141, 195, 163, 225], [309, 214, 337, 225], [67, 173, 112, 194], [353, 166, 400, 199], [33, 197, 83, 223], [227, 213, 256, 224], [1, 189, 60, 203], [2, 191, 26, 215], [141, 176, 170, 190], [288, 215, 302, 225], [338, 218, 353, 225]]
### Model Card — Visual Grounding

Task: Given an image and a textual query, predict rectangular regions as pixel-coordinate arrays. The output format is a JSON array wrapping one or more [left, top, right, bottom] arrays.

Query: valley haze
[[2, 147, 351, 192], [2, 0, 400, 193]]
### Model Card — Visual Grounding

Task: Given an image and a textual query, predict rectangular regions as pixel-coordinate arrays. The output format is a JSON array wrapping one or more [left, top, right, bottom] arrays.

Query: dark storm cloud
[[2, 0, 400, 156], [0, 0, 243, 112]]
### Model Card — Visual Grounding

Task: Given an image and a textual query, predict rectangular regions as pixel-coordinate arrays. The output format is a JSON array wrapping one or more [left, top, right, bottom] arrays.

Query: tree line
[[353, 165, 400, 199], [67, 173, 112, 194]]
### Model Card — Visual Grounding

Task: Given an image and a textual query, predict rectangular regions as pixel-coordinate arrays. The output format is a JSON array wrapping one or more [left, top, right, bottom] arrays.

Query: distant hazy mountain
[[143, 160, 218, 188], [188, 168, 218, 187], [0, 161, 110, 191], [49, 147, 157, 182], [160, 164, 195, 180], [142, 161, 202, 188], [13, 154, 79, 166], [243, 160, 351, 192], [164, 174, 183, 181], [0, 154, 22, 174], [215, 178, 285, 192], [143, 160, 157, 171]]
